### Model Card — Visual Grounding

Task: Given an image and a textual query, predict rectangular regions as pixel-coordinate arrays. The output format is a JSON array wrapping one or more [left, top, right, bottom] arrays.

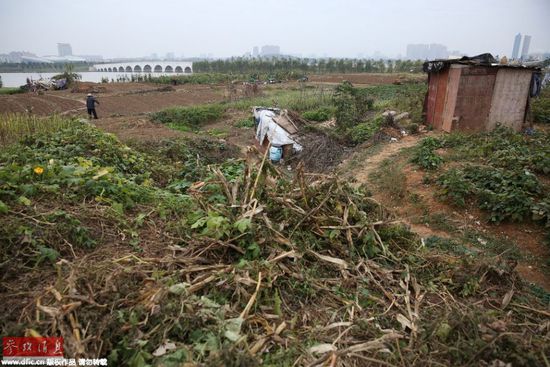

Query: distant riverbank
[[0, 72, 182, 87]]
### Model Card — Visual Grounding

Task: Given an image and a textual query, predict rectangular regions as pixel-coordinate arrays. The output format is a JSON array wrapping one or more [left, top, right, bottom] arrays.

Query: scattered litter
[[394, 112, 410, 122], [309, 344, 337, 355], [152, 342, 177, 357], [253, 107, 303, 162], [23, 77, 67, 92], [253, 106, 349, 172]]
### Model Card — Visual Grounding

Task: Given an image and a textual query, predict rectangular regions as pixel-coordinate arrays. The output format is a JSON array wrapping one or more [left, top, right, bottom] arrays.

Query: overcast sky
[[1, 0, 549, 59]]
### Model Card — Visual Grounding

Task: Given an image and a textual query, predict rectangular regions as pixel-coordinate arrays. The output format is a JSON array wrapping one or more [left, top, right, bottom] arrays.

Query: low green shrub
[[150, 104, 225, 128], [302, 107, 334, 122], [531, 88, 550, 123], [0, 87, 25, 95], [411, 137, 444, 170], [349, 116, 384, 144], [531, 195, 550, 228], [436, 164, 546, 224], [149, 73, 232, 85], [464, 166, 540, 223], [235, 118, 255, 128], [436, 168, 472, 207], [333, 81, 374, 129], [441, 127, 550, 175]]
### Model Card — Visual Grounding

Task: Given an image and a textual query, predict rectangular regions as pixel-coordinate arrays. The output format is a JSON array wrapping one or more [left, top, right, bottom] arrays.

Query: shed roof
[[423, 53, 540, 73]]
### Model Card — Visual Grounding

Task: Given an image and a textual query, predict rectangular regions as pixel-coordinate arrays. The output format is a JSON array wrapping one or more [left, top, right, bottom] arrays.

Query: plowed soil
[[0, 83, 226, 117], [0, 94, 84, 115], [310, 73, 426, 85]]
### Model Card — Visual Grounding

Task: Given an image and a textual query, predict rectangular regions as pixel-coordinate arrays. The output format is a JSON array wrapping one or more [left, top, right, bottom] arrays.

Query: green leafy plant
[[301, 107, 334, 122], [411, 137, 444, 170], [436, 164, 544, 224], [191, 212, 231, 239], [349, 115, 384, 144], [234, 118, 255, 128], [333, 81, 373, 129], [531, 195, 550, 227], [150, 104, 225, 128], [436, 168, 472, 207], [531, 87, 550, 123]]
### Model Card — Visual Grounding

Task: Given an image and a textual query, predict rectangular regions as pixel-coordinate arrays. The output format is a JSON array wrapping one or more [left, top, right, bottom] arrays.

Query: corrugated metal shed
[[423, 54, 540, 133]]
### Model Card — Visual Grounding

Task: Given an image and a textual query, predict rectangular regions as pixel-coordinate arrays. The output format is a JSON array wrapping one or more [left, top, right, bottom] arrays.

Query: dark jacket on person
[[86, 95, 99, 109]]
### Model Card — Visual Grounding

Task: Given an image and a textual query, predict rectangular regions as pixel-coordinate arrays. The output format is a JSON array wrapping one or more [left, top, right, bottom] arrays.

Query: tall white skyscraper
[[511, 33, 522, 59]]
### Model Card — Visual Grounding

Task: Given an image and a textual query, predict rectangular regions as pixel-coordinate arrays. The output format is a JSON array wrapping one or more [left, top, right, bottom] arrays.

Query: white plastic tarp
[[254, 109, 302, 151]]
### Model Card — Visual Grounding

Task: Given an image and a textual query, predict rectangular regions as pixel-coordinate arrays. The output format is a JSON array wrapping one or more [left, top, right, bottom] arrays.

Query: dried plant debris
[[0, 120, 549, 366]]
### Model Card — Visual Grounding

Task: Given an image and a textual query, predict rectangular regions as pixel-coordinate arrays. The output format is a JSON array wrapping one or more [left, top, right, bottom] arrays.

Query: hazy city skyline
[[1, 0, 549, 59]]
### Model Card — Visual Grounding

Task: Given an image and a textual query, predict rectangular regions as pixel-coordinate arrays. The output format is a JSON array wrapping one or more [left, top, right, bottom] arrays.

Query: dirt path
[[344, 133, 550, 291], [350, 135, 424, 184], [341, 133, 444, 239]]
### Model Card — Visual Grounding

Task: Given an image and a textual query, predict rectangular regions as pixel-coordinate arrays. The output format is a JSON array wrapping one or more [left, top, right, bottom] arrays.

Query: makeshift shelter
[[253, 107, 303, 161], [423, 54, 542, 132]]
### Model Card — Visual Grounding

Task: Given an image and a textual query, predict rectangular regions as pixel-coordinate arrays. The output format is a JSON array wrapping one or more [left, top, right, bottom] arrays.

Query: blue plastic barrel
[[269, 146, 283, 163]]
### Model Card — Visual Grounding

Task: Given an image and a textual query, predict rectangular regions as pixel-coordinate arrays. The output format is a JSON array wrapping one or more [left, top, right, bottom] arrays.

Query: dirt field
[[0, 94, 83, 115], [310, 73, 426, 85], [0, 75, 425, 117], [0, 83, 226, 117]]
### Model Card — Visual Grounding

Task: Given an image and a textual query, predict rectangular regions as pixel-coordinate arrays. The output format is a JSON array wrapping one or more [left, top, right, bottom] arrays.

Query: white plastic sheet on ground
[[253, 108, 303, 151]]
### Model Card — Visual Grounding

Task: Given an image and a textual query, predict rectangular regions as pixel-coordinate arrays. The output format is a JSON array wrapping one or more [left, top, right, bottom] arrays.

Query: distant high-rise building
[[521, 35, 531, 60], [406, 43, 448, 60], [406, 44, 425, 60], [57, 43, 72, 57], [165, 52, 175, 60], [252, 46, 259, 57], [511, 33, 522, 59], [261, 45, 280, 56], [427, 44, 448, 59]]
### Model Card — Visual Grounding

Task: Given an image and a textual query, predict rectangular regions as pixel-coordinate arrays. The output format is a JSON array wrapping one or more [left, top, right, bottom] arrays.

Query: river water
[[0, 72, 184, 88]]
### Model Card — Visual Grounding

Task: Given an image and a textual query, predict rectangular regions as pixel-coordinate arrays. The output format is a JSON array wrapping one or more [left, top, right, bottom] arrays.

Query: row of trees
[[193, 58, 424, 75], [0, 62, 92, 73]]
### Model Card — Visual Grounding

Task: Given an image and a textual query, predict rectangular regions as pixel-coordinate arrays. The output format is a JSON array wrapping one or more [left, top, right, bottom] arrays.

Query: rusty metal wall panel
[[425, 69, 449, 129], [441, 66, 463, 132], [452, 66, 497, 132], [432, 68, 449, 130], [425, 72, 439, 126], [487, 68, 532, 131]]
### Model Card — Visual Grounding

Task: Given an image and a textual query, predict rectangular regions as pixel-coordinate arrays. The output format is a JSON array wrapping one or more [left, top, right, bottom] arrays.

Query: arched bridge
[[92, 61, 193, 74]]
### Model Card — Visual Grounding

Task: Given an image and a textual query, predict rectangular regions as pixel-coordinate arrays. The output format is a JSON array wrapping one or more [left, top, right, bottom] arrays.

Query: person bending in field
[[86, 93, 100, 119]]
